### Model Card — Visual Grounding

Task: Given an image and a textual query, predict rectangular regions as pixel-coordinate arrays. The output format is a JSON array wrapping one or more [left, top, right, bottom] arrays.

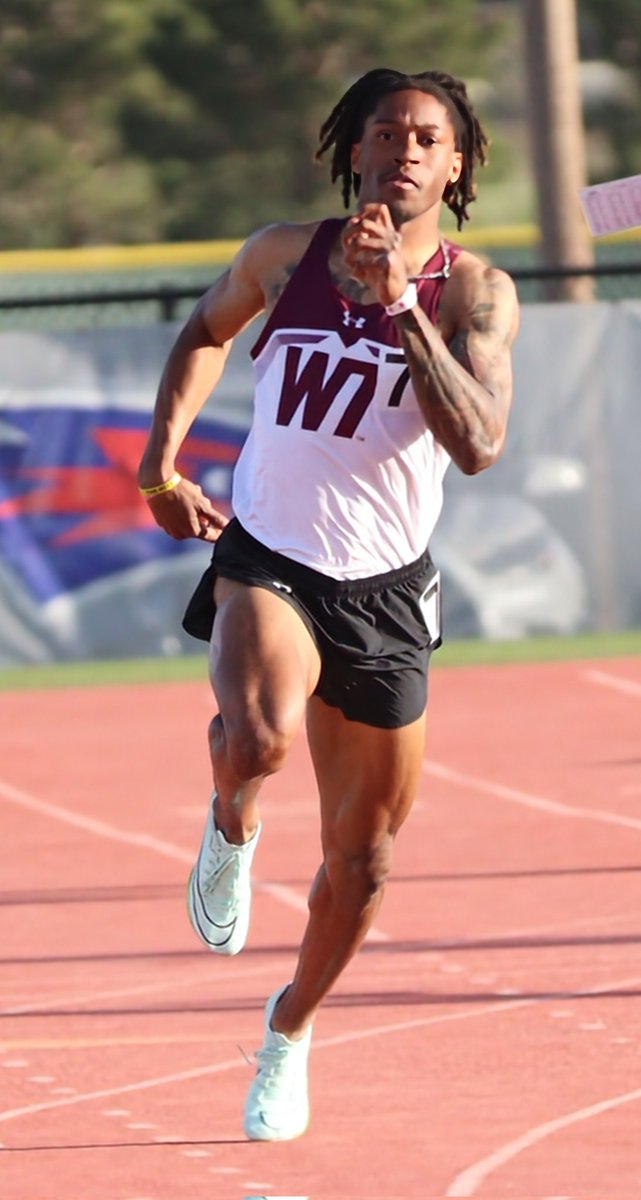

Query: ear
[[449, 151, 463, 185], [350, 141, 362, 174]]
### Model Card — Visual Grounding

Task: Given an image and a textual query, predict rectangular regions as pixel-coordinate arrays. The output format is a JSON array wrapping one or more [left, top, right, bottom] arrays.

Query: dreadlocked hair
[[316, 68, 489, 230]]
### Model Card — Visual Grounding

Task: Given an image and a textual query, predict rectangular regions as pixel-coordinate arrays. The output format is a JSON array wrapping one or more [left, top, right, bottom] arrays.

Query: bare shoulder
[[440, 248, 519, 343], [236, 220, 323, 309], [197, 220, 322, 343]]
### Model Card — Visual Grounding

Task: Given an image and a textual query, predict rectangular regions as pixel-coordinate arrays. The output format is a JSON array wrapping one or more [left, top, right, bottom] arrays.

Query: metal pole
[[522, 0, 595, 301]]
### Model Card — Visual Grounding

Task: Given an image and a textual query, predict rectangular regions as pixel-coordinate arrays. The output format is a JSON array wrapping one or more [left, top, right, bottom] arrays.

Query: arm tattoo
[[448, 330, 473, 373], [265, 262, 298, 308], [394, 295, 514, 475], [329, 265, 372, 304]]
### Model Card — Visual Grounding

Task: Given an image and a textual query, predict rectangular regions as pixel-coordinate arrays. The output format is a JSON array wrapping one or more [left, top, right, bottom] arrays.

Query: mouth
[[381, 172, 419, 191]]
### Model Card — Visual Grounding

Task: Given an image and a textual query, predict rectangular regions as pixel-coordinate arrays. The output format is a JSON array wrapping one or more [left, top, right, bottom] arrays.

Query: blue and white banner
[[0, 324, 254, 664], [1, 304, 641, 664]]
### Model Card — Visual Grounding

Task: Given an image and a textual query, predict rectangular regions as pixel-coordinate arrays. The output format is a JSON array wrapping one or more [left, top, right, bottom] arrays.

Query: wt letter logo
[[276, 347, 378, 438]]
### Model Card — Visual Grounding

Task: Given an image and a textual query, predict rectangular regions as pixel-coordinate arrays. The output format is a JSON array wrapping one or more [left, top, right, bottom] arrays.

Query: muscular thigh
[[211, 578, 321, 734], [306, 696, 427, 855]]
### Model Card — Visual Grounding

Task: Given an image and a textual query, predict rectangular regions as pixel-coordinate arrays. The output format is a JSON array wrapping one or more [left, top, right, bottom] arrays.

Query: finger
[[344, 228, 398, 254], [197, 525, 223, 543], [343, 217, 388, 241], [358, 202, 390, 222], [197, 496, 218, 517], [343, 211, 384, 239], [199, 509, 229, 531], [197, 512, 229, 537]]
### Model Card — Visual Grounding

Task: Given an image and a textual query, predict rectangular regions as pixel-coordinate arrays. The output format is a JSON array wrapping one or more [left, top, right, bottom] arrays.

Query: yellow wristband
[[138, 472, 183, 498]]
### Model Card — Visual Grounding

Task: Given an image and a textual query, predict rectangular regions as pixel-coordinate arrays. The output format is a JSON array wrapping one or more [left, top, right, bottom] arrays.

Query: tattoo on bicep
[[467, 302, 495, 333], [398, 316, 509, 467], [449, 330, 474, 372], [265, 263, 297, 307]]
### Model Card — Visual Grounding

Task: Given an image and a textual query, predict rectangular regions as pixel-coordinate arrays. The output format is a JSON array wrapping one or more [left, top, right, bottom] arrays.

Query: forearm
[[394, 307, 505, 474], [138, 310, 229, 486]]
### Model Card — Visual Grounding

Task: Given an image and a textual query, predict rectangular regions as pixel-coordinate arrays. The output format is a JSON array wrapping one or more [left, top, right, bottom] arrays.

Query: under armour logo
[[342, 311, 366, 329]]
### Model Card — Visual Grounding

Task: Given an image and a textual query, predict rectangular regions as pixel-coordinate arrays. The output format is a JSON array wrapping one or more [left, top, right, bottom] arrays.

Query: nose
[[395, 133, 420, 164]]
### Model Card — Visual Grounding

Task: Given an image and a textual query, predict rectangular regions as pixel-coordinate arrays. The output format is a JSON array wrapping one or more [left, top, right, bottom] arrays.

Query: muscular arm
[[393, 264, 518, 474], [138, 223, 313, 540], [138, 290, 234, 492], [342, 205, 519, 476]]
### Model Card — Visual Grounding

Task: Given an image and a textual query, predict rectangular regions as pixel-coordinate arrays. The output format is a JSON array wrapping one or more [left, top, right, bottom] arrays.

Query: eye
[[376, 130, 395, 141], [420, 136, 437, 147]]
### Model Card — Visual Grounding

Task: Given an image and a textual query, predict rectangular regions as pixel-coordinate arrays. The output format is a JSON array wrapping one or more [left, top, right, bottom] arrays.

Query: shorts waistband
[[228, 520, 434, 597]]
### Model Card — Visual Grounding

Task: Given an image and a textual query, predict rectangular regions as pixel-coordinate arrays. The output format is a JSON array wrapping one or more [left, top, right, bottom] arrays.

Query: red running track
[[0, 656, 641, 1199]]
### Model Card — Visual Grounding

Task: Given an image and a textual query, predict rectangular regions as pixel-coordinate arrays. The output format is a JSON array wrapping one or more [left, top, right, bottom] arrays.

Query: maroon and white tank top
[[231, 218, 462, 579]]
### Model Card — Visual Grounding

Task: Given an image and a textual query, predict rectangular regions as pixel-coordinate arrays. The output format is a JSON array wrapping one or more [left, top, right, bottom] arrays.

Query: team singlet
[[231, 218, 463, 579]]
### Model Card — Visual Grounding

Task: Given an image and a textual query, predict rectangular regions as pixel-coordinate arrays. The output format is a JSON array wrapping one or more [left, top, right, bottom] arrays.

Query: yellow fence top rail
[[0, 224, 639, 274]]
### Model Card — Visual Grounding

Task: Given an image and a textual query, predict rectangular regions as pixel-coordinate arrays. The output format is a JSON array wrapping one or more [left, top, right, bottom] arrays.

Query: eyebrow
[[371, 118, 444, 132]]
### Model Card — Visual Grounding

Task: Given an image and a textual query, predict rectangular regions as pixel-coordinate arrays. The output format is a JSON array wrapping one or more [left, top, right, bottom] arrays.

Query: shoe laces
[[201, 836, 246, 900], [254, 1043, 299, 1098]]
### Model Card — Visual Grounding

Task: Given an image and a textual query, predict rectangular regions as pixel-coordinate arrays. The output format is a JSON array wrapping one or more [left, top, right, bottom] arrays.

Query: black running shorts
[[183, 519, 441, 730]]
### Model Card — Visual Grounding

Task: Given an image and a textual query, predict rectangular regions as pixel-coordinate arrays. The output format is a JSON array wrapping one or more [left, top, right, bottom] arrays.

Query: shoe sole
[[244, 1118, 309, 1142]]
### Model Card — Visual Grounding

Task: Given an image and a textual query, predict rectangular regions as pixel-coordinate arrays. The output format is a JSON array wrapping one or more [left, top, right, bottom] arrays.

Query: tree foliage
[[579, 0, 641, 179], [0, 0, 503, 247]]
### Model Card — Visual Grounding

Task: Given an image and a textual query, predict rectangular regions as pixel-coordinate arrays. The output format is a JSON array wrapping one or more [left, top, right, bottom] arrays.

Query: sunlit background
[[1, 0, 640, 671]]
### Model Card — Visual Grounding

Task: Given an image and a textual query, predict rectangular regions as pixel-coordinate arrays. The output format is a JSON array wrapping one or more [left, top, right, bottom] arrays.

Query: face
[[350, 89, 463, 225]]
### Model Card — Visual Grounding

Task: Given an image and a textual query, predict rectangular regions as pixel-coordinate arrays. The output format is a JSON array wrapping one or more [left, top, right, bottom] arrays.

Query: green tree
[[0, 0, 166, 247], [124, 0, 503, 238], [0, 0, 504, 247], [579, 0, 641, 178]]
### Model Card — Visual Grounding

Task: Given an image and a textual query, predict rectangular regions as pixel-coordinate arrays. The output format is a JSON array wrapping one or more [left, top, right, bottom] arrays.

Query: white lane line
[[585, 669, 641, 699], [1, 969, 214, 1016], [0, 958, 297, 1017], [2, 969, 641, 1131], [4, 899, 629, 1022], [0, 778, 193, 864], [445, 1086, 641, 1196], [0, 776, 386, 942], [424, 761, 641, 833], [0, 998, 536, 1126]]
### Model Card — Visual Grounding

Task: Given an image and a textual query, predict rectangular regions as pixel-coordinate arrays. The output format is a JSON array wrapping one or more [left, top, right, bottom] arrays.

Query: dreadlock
[[315, 68, 489, 230]]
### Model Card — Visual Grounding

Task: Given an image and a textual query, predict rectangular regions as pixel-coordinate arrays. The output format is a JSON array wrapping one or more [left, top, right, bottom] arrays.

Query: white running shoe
[[187, 795, 261, 956], [244, 986, 312, 1141]]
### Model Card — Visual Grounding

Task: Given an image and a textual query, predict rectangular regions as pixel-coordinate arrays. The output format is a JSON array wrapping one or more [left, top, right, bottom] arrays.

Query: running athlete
[[138, 67, 519, 1142]]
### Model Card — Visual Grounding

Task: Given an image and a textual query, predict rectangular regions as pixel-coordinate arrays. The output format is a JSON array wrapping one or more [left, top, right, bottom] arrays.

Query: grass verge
[[0, 630, 640, 691]]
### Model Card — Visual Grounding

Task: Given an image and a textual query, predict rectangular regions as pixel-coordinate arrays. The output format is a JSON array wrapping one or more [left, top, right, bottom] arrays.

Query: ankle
[[270, 987, 312, 1041], [212, 798, 258, 846]]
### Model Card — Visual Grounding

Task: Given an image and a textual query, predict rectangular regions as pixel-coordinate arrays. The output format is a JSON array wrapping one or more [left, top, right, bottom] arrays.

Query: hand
[[145, 476, 228, 542], [341, 203, 409, 308]]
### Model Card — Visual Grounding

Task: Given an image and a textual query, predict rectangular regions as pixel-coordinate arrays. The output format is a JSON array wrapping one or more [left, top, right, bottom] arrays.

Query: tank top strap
[[251, 219, 345, 360], [302, 217, 345, 267], [413, 239, 463, 322]]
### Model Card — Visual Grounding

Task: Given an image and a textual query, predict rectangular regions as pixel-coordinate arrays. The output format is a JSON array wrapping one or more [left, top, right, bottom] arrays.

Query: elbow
[[456, 437, 504, 476]]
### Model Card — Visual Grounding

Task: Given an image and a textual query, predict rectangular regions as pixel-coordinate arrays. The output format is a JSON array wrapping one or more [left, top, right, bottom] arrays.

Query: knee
[[208, 712, 294, 781], [324, 834, 394, 899]]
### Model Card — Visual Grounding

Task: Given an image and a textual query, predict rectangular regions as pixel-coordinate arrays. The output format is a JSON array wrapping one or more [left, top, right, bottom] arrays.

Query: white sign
[[579, 173, 641, 237]]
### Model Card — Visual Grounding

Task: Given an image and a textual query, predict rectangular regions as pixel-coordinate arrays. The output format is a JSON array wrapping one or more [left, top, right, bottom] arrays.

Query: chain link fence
[[1, 245, 641, 331]]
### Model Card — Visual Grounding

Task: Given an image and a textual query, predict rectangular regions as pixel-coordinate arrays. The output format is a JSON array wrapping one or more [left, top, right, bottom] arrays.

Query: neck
[[396, 206, 442, 258]]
